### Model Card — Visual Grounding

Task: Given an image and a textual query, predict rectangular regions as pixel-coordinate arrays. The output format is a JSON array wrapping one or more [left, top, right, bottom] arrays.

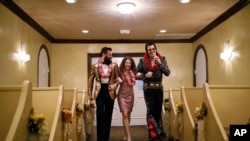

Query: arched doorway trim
[[193, 44, 208, 86], [37, 45, 50, 87]]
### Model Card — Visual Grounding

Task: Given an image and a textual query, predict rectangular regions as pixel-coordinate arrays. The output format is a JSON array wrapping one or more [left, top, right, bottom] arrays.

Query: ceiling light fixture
[[65, 0, 77, 4], [160, 30, 167, 33], [120, 29, 130, 35], [179, 0, 191, 4], [117, 2, 136, 15], [82, 30, 89, 33]]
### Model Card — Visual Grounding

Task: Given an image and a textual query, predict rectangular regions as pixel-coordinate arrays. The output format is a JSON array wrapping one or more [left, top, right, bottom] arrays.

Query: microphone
[[153, 53, 158, 63]]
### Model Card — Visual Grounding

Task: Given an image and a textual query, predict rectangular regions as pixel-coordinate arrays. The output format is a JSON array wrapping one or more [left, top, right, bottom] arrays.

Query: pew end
[[0, 80, 32, 141]]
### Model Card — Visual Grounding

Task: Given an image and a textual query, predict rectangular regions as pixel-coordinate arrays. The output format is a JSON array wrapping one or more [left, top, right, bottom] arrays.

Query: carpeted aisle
[[110, 125, 148, 141], [88, 125, 149, 141]]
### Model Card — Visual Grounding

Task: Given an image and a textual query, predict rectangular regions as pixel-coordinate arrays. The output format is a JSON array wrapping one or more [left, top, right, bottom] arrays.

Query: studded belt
[[144, 82, 162, 89]]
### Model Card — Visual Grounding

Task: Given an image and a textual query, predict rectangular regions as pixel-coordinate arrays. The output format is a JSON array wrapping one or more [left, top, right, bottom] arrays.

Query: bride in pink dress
[[117, 56, 137, 141]]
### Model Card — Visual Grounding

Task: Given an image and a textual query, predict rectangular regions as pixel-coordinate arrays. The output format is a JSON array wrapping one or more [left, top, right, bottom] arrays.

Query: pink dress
[[117, 74, 134, 113]]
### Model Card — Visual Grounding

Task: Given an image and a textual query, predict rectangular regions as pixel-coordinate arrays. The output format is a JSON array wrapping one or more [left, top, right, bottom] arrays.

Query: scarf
[[143, 53, 162, 71]]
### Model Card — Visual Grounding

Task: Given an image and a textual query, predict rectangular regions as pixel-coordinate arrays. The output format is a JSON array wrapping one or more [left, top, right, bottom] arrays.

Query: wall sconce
[[17, 43, 30, 64], [220, 49, 232, 61], [220, 40, 237, 61]]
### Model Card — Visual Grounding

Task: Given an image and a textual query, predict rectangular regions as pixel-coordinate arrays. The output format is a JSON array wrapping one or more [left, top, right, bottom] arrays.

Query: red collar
[[143, 53, 162, 71]]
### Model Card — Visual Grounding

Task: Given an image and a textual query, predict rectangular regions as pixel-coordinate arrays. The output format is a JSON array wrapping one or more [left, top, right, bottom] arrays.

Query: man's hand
[[145, 71, 153, 78], [108, 84, 115, 91], [89, 95, 93, 101], [154, 56, 161, 65]]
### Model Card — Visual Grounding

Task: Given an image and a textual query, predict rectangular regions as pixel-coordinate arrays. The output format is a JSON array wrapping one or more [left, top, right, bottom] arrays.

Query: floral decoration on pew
[[175, 101, 184, 139], [176, 101, 184, 113], [84, 100, 95, 110], [61, 108, 72, 123], [28, 108, 47, 135], [62, 108, 73, 141], [164, 98, 171, 111], [195, 102, 207, 120], [76, 103, 85, 135], [84, 100, 96, 137], [76, 103, 84, 117]]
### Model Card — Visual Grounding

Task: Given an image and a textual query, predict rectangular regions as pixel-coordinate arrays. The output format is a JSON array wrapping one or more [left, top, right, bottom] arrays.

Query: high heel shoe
[[126, 137, 131, 141]]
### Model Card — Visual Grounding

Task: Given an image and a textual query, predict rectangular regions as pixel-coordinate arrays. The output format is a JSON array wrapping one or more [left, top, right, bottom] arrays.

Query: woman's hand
[[136, 72, 141, 78], [117, 77, 123, 83]]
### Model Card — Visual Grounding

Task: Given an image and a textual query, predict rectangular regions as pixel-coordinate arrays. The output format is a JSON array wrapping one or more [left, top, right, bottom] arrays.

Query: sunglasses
[[148, 48, 156, 52]]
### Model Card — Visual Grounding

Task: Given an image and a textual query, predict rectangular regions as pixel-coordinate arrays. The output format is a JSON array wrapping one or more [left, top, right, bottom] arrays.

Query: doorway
[[88, 53, 146, 126]]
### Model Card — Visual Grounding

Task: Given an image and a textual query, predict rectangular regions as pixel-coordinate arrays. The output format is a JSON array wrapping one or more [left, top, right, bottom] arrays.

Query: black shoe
[[158, 132, 166, 141], [159, 132, 166, 138]]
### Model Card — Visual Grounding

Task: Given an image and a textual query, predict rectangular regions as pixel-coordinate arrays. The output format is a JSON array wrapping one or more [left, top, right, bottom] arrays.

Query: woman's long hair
[[119, 56, 137, 74]]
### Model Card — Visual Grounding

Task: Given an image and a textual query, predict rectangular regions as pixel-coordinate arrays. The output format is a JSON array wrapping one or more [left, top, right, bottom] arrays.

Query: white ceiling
[[8, 0, 243, 42]]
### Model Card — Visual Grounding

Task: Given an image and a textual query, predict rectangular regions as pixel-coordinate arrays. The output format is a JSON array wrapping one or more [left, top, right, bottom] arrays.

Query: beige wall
[[51, 43, 193, 90], [193, 5, 250, 85], [0, 4, 52, 86], [1, 3, 250, 89]]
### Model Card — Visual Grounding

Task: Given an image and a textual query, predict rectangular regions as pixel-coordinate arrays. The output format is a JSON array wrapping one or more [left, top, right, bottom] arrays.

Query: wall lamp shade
[[220, 50, 232, 61], [17, 46, 30, 64], [117, 2, 136, 15], [220, 40, 233, 61]]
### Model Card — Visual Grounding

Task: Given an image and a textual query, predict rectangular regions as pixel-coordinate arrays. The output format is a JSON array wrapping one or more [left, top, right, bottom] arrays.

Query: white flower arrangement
[[176, 101, 184, 113], [76, 103, 84, 116], [84, 100, 95, 110], [164, 101, 171, 111], [195, 102, 207, 120]]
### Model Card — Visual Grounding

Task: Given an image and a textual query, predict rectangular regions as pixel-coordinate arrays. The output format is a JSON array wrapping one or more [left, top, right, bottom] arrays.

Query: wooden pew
[[0, 80, 32, 141], [63, 88, 77, 141], [32, 85, 64, 141], [180, 86, 203, 141], [168, 88, 181, 140], [77, 89, 85, 104], [203, 83, 250, 141], [162, 90, 169, 136], [76, 89, 86, 141]]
